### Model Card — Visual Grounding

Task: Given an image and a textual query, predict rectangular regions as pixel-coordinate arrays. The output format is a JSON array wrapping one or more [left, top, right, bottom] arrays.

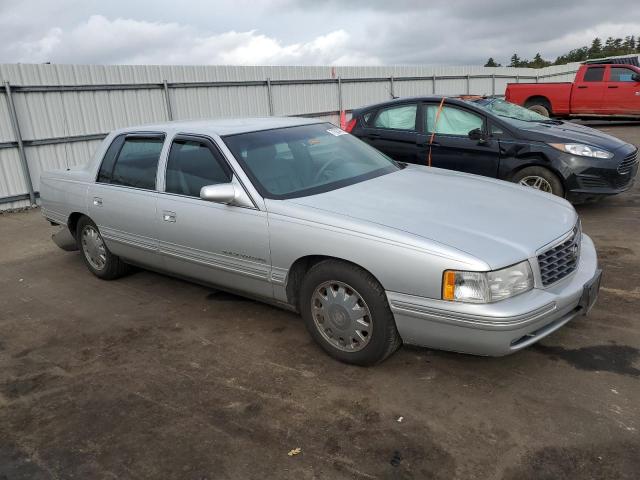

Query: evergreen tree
[[613, 38, 623, 54], [530, 53, 551, 68], [588, 37, 602, 57], [603, 37, 615, 56], [484, 34, 640, 67]]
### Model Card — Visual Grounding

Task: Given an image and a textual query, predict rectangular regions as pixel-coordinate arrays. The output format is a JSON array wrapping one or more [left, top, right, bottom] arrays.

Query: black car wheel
[[512, 166, 564, 197], [300, 260, 401, 366]]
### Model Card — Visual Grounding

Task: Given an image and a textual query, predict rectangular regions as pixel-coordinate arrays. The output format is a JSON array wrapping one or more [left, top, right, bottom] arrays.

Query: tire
[[299, 260, 401, 366], [512, 166, 564, 198], [76, 216, 130, 280], [527, 104, 550, 117]]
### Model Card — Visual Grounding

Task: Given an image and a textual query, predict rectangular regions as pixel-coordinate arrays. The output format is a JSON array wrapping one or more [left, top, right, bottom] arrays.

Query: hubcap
[[519, 175, 553, 193], [81, 225, 107, 271], [311, 281, 372, 352]]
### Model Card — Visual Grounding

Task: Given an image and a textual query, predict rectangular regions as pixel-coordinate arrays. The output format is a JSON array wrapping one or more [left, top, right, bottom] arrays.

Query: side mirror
[[632, 73, 640, 82], [468, 128, 486, 142], [200, 183, 238, 204]]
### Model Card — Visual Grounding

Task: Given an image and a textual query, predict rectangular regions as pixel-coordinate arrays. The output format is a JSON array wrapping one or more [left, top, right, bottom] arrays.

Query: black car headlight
[[549, 143, 613, 159]]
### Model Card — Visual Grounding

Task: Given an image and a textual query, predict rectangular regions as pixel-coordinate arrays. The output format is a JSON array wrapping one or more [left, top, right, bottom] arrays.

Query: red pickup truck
[[505, 62, 640, 118]]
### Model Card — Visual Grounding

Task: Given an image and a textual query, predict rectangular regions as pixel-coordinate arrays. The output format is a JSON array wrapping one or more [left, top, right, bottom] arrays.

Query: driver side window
[[165, 139, 231, 197], [609, 67, 636, 82], [424, 105, 484, 136]]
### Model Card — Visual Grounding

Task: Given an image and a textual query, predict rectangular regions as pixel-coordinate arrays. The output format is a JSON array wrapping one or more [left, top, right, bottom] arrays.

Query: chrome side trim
[[270, 267, 288, 285], [100, 227, 157, 252], [388, 295, 557, 331], [158, 240, 270, 280]]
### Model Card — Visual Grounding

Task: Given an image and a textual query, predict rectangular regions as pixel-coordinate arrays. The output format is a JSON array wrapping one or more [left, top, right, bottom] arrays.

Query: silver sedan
[[40, 117, 601, 365]]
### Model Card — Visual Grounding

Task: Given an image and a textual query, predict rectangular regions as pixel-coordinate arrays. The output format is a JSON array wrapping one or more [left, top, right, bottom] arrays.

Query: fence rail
[[0, 64, 580, 208]]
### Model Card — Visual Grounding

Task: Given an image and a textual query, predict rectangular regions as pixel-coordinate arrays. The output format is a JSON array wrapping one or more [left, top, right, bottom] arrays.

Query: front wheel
[[299, 260, 401, 366], [512, 166, 565, 197]]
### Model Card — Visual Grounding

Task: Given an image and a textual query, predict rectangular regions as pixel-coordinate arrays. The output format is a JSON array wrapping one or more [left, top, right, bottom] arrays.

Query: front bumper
[[387, 234, 599, 356], [563, 147, 638, 201]]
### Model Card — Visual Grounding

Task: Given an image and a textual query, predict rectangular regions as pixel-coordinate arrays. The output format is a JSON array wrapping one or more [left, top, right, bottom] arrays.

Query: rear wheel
[[300, 260, 401, 366], [76, 216, 130, 280], [512, 166, 564, 197], [527, 104, 550, 117]]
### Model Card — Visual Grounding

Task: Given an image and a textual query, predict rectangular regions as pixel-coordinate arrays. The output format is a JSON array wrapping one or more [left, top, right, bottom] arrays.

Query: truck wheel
[[528, 104, 550, 117], [299, 260, 401, 366], [76, 216, 130, 280], [512, 166, 564, 197]]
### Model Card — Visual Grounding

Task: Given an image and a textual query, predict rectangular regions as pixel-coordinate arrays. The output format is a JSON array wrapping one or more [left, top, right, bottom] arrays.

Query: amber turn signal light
[[442, 270, 456, 301]]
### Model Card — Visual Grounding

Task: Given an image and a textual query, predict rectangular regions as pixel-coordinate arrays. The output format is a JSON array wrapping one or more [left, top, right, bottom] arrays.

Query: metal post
[[163, 80, 173, 121], [466, 74, 470, 95], [432, 74, 436, 94], [491, 74, 496, 95], [4, 81, 35, 205], [535, 75, 539, 83], [337, 76, 343, 112], [516, 74, 520, 84], [389, 76, 395, 98], [266, 78, 274, 116]]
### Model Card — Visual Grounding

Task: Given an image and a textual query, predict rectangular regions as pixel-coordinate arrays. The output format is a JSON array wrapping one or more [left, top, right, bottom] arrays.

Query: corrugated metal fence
[[0, 62, 580, 210]]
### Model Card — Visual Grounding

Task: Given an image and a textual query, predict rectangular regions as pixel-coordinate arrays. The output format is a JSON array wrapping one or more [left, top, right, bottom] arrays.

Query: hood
[[517, 120, 630, 152], [286, 165, 578, 270]]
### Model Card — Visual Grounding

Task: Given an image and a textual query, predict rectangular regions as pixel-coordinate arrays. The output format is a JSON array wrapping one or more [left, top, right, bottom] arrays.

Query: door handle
[[607, 85, 619, 89], [577, 85, 588, 89], [368, 133, 381, 139], [93, 197, 102, 207], [162, 210, 176, 223]]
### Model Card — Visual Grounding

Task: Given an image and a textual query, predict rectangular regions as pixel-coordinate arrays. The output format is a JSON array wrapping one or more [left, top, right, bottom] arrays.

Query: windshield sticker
[[327, 127, 347, 136]]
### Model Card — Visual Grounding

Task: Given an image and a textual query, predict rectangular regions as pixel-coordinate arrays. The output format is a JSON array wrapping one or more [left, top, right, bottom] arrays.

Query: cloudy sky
[[1, 0, 639, 66]]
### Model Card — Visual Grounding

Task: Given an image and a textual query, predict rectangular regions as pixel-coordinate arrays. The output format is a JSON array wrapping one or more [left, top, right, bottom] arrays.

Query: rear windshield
[[222, 123, 399, 199]]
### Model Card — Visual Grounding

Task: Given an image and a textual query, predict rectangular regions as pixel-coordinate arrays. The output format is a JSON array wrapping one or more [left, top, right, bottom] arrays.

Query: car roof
[[353, 96, 469, 113], [111, 116, 326, 137]]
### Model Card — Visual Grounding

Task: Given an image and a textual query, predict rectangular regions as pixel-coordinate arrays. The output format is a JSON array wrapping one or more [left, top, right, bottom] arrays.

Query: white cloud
[[1, 1, 639, 66], [4, 14, 381, 66]]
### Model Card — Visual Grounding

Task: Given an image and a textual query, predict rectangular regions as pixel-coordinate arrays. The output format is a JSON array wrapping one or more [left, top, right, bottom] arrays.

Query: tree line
[[484, 35, 640, 68]]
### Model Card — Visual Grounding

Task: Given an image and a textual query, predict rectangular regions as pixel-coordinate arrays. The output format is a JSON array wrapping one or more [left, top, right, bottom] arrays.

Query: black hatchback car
[[346, 96, 638, 201]]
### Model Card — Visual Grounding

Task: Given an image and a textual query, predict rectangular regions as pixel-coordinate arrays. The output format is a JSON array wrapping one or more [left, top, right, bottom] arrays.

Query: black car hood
[[515, 121, 630, 152]]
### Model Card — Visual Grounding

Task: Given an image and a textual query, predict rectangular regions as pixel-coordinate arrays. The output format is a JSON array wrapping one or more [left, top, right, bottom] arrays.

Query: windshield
[[474, 98, 550, 123], [223, 123, 400, 199]]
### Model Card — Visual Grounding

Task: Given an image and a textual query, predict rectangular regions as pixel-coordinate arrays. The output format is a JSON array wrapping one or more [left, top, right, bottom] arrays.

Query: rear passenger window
[[165, 139, 231, 197], [101, 136, 164, 190], [97, 135, 125, 183], [583, 67, 605, 82], [373, 104, 417, 130], [363, 111, 376, 125]]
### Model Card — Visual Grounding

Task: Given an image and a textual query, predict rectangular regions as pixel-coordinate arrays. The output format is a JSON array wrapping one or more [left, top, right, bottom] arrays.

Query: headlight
[[442, 261, 533, 303], [549, 143, 613, 159]]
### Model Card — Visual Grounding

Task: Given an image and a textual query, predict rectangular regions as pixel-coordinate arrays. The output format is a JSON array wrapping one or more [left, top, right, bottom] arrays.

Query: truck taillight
[[345, 118, 357, 133]]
